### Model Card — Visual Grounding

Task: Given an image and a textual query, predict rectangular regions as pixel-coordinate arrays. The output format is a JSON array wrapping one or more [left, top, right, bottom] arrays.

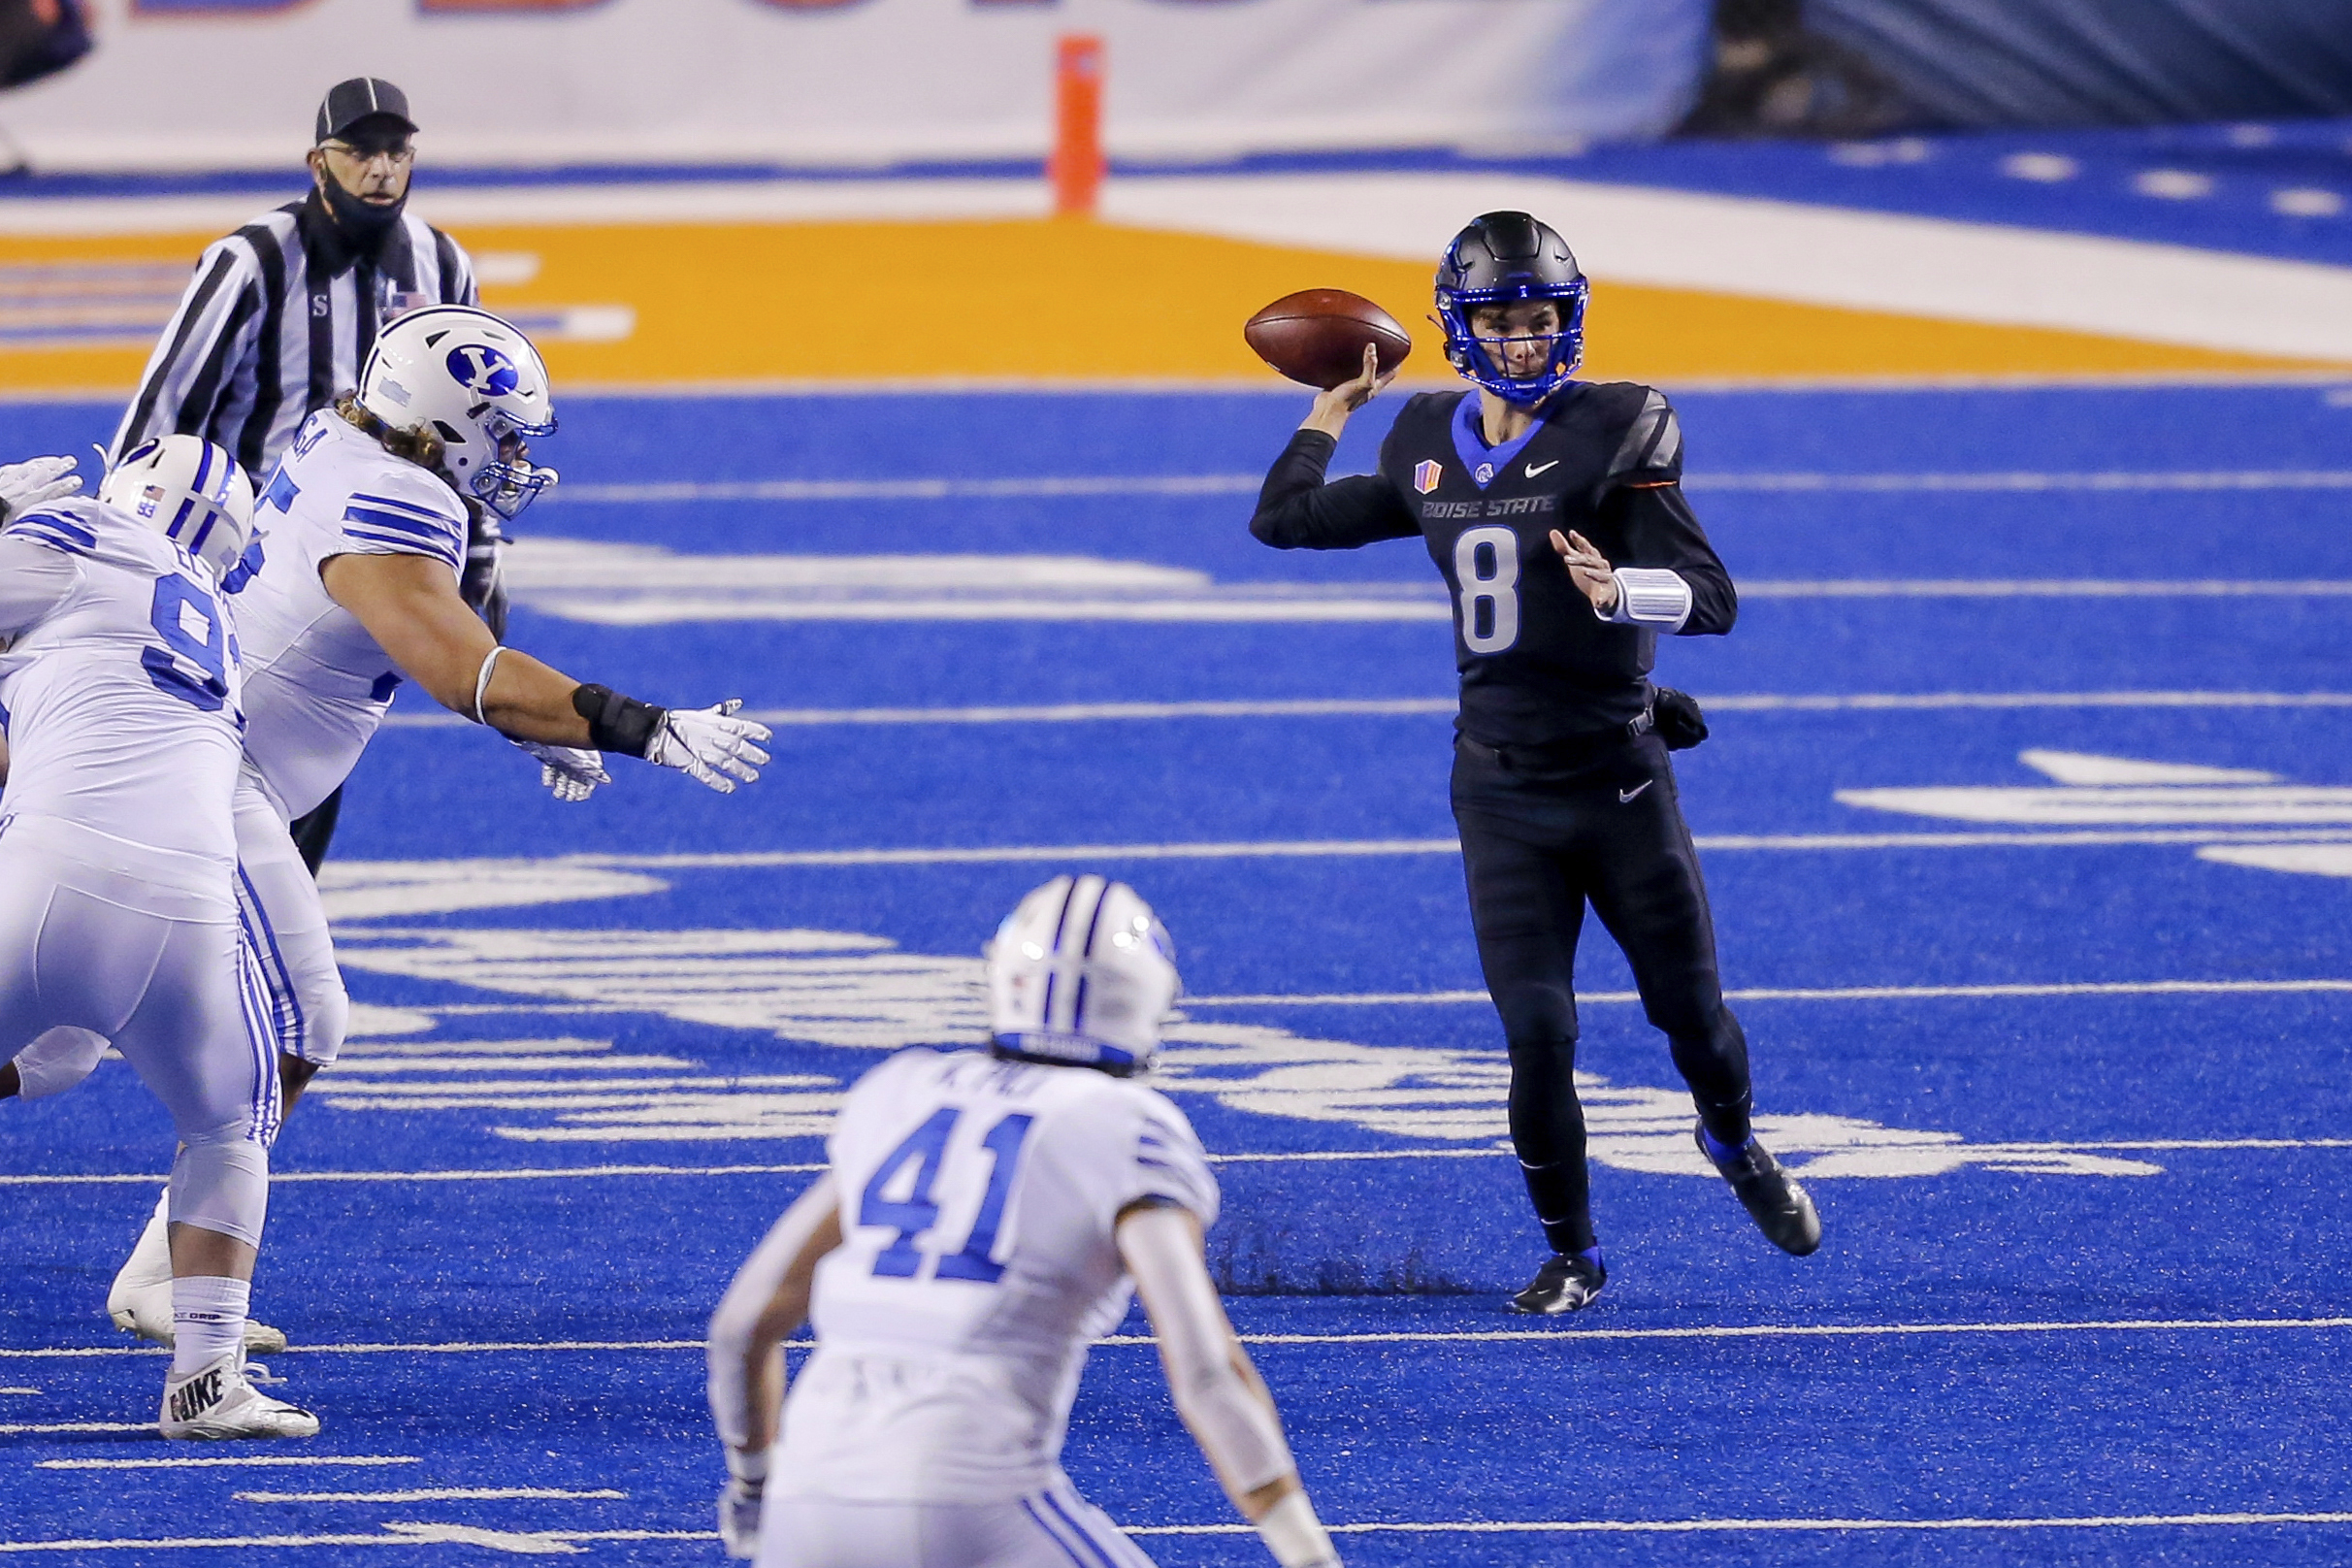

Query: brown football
[[1243, 289, 1413, 389]]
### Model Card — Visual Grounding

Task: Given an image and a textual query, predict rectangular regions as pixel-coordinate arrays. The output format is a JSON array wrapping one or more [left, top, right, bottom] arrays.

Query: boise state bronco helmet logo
[[1414, 460, 1442, 494], [445, 343, 520, 398]]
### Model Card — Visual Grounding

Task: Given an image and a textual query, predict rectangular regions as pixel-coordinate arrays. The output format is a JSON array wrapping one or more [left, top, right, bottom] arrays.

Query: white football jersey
[[232, 408, 468, 821], [776, 1048, 1220, 1505], [0, 498, 244, 898]]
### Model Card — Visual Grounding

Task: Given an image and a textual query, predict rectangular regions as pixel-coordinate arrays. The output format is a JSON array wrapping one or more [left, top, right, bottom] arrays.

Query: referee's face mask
[[310, 129, 412, 244]]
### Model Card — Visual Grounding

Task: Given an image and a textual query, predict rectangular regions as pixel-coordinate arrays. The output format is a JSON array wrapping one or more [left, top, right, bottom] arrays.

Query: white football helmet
[[100, 435, 253, 577], [356, 305, 557, 520], [986, 875, 1181, 1077]]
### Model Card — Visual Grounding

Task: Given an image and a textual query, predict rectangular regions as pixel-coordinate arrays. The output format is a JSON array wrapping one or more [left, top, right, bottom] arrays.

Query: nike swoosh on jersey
[[1618, 780, 1652, 803], [1525, 460, 1561, 476]]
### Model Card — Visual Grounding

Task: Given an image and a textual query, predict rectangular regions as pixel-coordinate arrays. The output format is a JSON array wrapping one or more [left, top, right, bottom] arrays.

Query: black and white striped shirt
[[110, 189, 477, 478]]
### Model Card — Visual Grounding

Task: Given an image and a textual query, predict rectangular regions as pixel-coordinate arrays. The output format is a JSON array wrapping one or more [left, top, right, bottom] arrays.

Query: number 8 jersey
[[0, 498, 244, 896], [777, 1046, 1220, 1505]]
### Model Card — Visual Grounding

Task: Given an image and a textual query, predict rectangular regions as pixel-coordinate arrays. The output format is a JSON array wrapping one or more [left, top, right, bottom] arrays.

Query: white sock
[[170, 1275, 249, 1378]]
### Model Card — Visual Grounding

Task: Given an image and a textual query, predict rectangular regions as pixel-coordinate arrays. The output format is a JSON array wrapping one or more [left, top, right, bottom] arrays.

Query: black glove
[[461, 499, 510, 640], [1654, 687, 1708, 751]]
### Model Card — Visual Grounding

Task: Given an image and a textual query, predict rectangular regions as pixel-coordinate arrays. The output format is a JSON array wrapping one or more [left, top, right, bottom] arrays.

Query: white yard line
[[547, 469, 2352, 505], [545, 827, 2352, 872], [39, 1456, 420, 1471], [1129, 1509, 2352, 1537], [234, 1488, 625, 1504], [1188, 978, 2352, 1006], [376, 690, 2352, 730]]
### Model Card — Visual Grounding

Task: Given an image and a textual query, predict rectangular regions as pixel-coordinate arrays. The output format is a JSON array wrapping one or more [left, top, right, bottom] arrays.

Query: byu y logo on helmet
[[445, 344, 520, 399], [359, 307, 559, 521]]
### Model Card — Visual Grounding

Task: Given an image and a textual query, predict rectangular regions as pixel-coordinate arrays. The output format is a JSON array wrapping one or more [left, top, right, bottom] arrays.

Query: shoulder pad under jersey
[[1600, 385, 1683, 487]]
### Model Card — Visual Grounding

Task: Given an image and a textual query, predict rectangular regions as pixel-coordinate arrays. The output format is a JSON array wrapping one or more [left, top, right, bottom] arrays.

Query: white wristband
[[725, 1446, 768, 1490], [1605, 567, 1693, 632], [471, 645, 504, 725], [1257, 1490, 1338, 1568]]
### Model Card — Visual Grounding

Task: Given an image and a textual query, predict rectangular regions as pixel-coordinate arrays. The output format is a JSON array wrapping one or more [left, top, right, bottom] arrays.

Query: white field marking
[[236, 1488, 626, 1504], [1193, 1136, 2352, 1161], [1127, 1510, 2352, 1538], [0, 1388, 37, 1394], [1690, 469, 2352, 493], [548, 470, 2352, 506], [374, 690, 2352, 731], [526, 827, 2352, 874], [1185, 978, 2352, 1006], [40, 1456, 420, 1470], [555, 474, 1261, 504], [311, 923, 2216, 1173], [0, 180, 1047, 239], [0, 1163, 827, 1190], [325, 1055, 700, 1075], [21, 1316, 2352, 1367], [0, 1421, 150, 1434], [1103, 172, 2352, 359], [1739, 579, 2352, 599], [0, 1524, 715, 1554]]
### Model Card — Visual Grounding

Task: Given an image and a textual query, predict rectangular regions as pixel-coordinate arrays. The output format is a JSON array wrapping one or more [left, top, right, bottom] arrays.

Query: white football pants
[[232, 773, 347, 1067], [760, 1486, 1159, 1568], [0, 820, 278, 1247]]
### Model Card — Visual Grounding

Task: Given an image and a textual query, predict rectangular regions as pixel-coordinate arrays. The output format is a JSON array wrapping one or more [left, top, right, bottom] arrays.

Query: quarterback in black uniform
[[1250, 212, 1820, 1313]]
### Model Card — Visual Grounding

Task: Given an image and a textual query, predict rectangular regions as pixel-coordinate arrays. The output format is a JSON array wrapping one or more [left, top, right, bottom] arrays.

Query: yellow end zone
[[0, 218, 2334, 398]]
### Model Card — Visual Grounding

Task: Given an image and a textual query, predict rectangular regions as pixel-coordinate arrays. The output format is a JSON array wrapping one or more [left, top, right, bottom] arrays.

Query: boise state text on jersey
[[1254, 381, 1736, 747]]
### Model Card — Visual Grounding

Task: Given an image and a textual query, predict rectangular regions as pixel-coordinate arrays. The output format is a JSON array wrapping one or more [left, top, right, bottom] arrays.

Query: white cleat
[[160, 1350, 319, 1441], [107, 1191, 289, 1354]]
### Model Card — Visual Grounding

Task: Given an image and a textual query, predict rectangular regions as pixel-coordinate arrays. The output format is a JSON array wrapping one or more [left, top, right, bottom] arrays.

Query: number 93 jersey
[[779, 1047, 1220, 1505], [231, 408, 470, 822], [0, 497, 244, 898]]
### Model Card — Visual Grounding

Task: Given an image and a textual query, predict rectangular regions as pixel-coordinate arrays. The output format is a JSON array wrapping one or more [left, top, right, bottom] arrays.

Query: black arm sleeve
[[1602, 480, 1737, 637], [1249, 429, 1420, 551]]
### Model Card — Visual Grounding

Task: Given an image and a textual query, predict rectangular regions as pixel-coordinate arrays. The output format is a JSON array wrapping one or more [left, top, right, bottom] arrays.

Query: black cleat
[[1696, 1123, 1822, 1257], [1510, 1252, 1607, 1315]]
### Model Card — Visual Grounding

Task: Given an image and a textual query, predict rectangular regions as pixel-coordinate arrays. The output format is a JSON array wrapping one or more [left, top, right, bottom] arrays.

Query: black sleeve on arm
[[1604, 480, 1737, 637], [1249, 429, 1420, 550]]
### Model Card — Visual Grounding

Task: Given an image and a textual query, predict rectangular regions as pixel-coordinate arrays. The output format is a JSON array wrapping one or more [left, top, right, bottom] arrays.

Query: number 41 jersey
[[777, 1047, 1221, 1505]]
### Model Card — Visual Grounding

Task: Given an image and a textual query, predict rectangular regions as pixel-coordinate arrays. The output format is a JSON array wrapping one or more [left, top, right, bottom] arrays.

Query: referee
[[1249, 212, 1822, 1314], [110, 76, 498, 870]]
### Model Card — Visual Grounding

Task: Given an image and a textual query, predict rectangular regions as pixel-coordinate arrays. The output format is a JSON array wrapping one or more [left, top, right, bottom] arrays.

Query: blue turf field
[[5, 377, 2352, 1563]]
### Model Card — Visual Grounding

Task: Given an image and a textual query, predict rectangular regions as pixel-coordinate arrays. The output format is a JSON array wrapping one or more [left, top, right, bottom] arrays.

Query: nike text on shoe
[[1510, 1252, 1607, 1314], [110, 1277, 288, 1355], [1695, 1122, 1822, 1257], [160, 1351, 319, 1441]]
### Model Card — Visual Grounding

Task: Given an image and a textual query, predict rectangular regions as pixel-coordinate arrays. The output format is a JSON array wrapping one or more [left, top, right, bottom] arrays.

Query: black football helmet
[[1434, 212, 1589, 406]]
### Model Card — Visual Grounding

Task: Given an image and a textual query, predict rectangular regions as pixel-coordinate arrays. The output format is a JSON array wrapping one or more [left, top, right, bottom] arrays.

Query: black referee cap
[[315, 78, 418, 146]]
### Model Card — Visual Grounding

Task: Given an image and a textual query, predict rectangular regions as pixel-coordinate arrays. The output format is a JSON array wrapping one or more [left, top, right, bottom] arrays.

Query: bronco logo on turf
[[1413, 460, 1442, 494]]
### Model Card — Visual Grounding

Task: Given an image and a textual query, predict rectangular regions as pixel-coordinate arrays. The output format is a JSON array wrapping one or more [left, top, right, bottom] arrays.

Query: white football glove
[[646, 700, 771, 794], [718, 1478, 763, 1559], [516, 740, 609, 803], [0, 456, 82, 522]]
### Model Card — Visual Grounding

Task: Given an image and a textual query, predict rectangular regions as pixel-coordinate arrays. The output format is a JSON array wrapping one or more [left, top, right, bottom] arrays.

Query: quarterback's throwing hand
[[517, 740, 608, 803], [0, 456, 82, 522], [648, 700, 772, 794], [1551, 528, 1620, 615]]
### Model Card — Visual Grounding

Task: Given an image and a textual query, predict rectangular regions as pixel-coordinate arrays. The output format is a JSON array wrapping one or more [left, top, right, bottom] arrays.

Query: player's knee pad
[[167, 1135, 269, 1250]]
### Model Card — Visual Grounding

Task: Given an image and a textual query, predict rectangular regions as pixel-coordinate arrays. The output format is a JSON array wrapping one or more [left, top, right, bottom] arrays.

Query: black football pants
[[1452, 732, 1753, 1256]]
